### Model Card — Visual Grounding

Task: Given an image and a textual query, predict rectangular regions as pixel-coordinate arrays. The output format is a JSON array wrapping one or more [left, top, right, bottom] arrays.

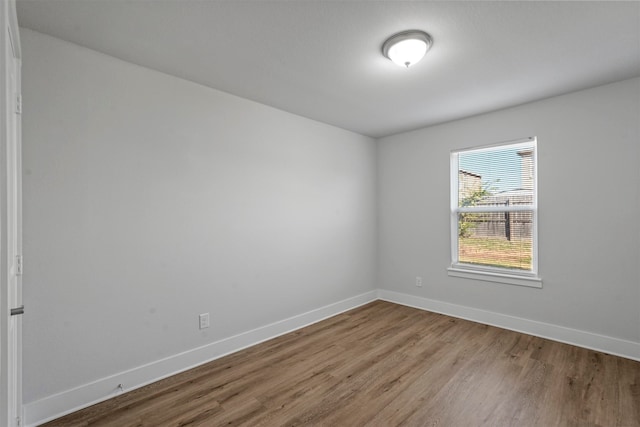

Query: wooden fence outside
[[464, 198, 533, 241]]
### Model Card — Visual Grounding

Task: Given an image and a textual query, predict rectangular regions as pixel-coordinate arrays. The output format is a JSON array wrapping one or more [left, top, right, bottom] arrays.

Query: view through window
[[451, 138, 537, 275]]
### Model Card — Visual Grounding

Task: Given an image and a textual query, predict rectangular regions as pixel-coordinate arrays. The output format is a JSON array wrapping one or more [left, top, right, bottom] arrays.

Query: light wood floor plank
[[42, 301, 640, 426]]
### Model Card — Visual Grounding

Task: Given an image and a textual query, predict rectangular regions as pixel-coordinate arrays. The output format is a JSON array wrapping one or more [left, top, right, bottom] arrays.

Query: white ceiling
[[16, 1, 640, 138]]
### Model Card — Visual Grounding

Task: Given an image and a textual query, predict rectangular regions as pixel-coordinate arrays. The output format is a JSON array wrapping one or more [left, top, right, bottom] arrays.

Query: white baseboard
[[24, 290, 378, 427], [378, 289, 640, 362]]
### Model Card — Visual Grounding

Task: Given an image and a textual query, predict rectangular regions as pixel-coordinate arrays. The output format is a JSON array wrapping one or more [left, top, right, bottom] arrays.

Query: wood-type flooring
[[42, 300, 640, 426]]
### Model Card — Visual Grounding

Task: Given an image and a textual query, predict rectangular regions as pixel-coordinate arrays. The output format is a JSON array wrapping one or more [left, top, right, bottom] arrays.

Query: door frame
[[1, 0, 22, 425]]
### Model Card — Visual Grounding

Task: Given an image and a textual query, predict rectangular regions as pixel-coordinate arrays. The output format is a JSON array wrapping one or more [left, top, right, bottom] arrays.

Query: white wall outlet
[[199, 313, 210, 329], [416, 276, 423, 287]]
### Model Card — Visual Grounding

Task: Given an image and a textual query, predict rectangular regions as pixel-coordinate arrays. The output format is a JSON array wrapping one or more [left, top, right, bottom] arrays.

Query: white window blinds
[[451, 138, 538, 276]]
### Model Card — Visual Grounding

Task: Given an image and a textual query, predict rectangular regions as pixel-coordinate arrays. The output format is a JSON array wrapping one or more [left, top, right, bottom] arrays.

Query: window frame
[[448, 137, 542, 288]]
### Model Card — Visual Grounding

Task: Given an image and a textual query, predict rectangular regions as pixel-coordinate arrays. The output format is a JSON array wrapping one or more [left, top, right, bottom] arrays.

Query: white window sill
[[447, 266, 542, 288]]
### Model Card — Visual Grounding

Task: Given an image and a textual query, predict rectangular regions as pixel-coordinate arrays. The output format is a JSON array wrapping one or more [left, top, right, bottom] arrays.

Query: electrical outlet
[[199, 313, 210, 329], [416, 276, 423, 287]]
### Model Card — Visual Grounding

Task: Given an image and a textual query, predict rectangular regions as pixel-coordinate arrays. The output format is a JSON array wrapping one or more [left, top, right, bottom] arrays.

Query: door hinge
[[15, 94, 21, 115], [10, 305, 24, 316], [15, 255, 22, 276]]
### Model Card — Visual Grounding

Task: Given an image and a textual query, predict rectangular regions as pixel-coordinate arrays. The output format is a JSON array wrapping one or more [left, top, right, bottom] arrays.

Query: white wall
[[378, 77, 640, 345], [21, 28, 377, 409]]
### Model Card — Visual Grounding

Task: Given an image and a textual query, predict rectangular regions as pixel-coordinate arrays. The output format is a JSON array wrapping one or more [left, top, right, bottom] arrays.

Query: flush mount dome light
[[382, 30, 433, 68]]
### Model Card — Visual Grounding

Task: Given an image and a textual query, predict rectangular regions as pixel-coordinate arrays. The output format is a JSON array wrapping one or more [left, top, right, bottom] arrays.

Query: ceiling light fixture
[[382, 30, 433, 68]]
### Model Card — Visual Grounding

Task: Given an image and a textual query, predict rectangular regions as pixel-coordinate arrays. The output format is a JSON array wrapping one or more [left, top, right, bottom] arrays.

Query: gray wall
[[20, 24, 640, 416], [378, 77, 640, 343], [21, 29, 377, 403]]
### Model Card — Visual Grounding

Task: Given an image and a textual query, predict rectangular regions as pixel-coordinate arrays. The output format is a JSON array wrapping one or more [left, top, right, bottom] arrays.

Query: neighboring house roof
[[493, 189, 533, 197], [459, 169, 481, 178], [481, 188, 533, 205]]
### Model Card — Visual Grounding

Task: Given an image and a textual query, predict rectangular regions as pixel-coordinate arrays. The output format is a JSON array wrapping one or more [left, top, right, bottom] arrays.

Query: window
[[448, 137, 541, 287]]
